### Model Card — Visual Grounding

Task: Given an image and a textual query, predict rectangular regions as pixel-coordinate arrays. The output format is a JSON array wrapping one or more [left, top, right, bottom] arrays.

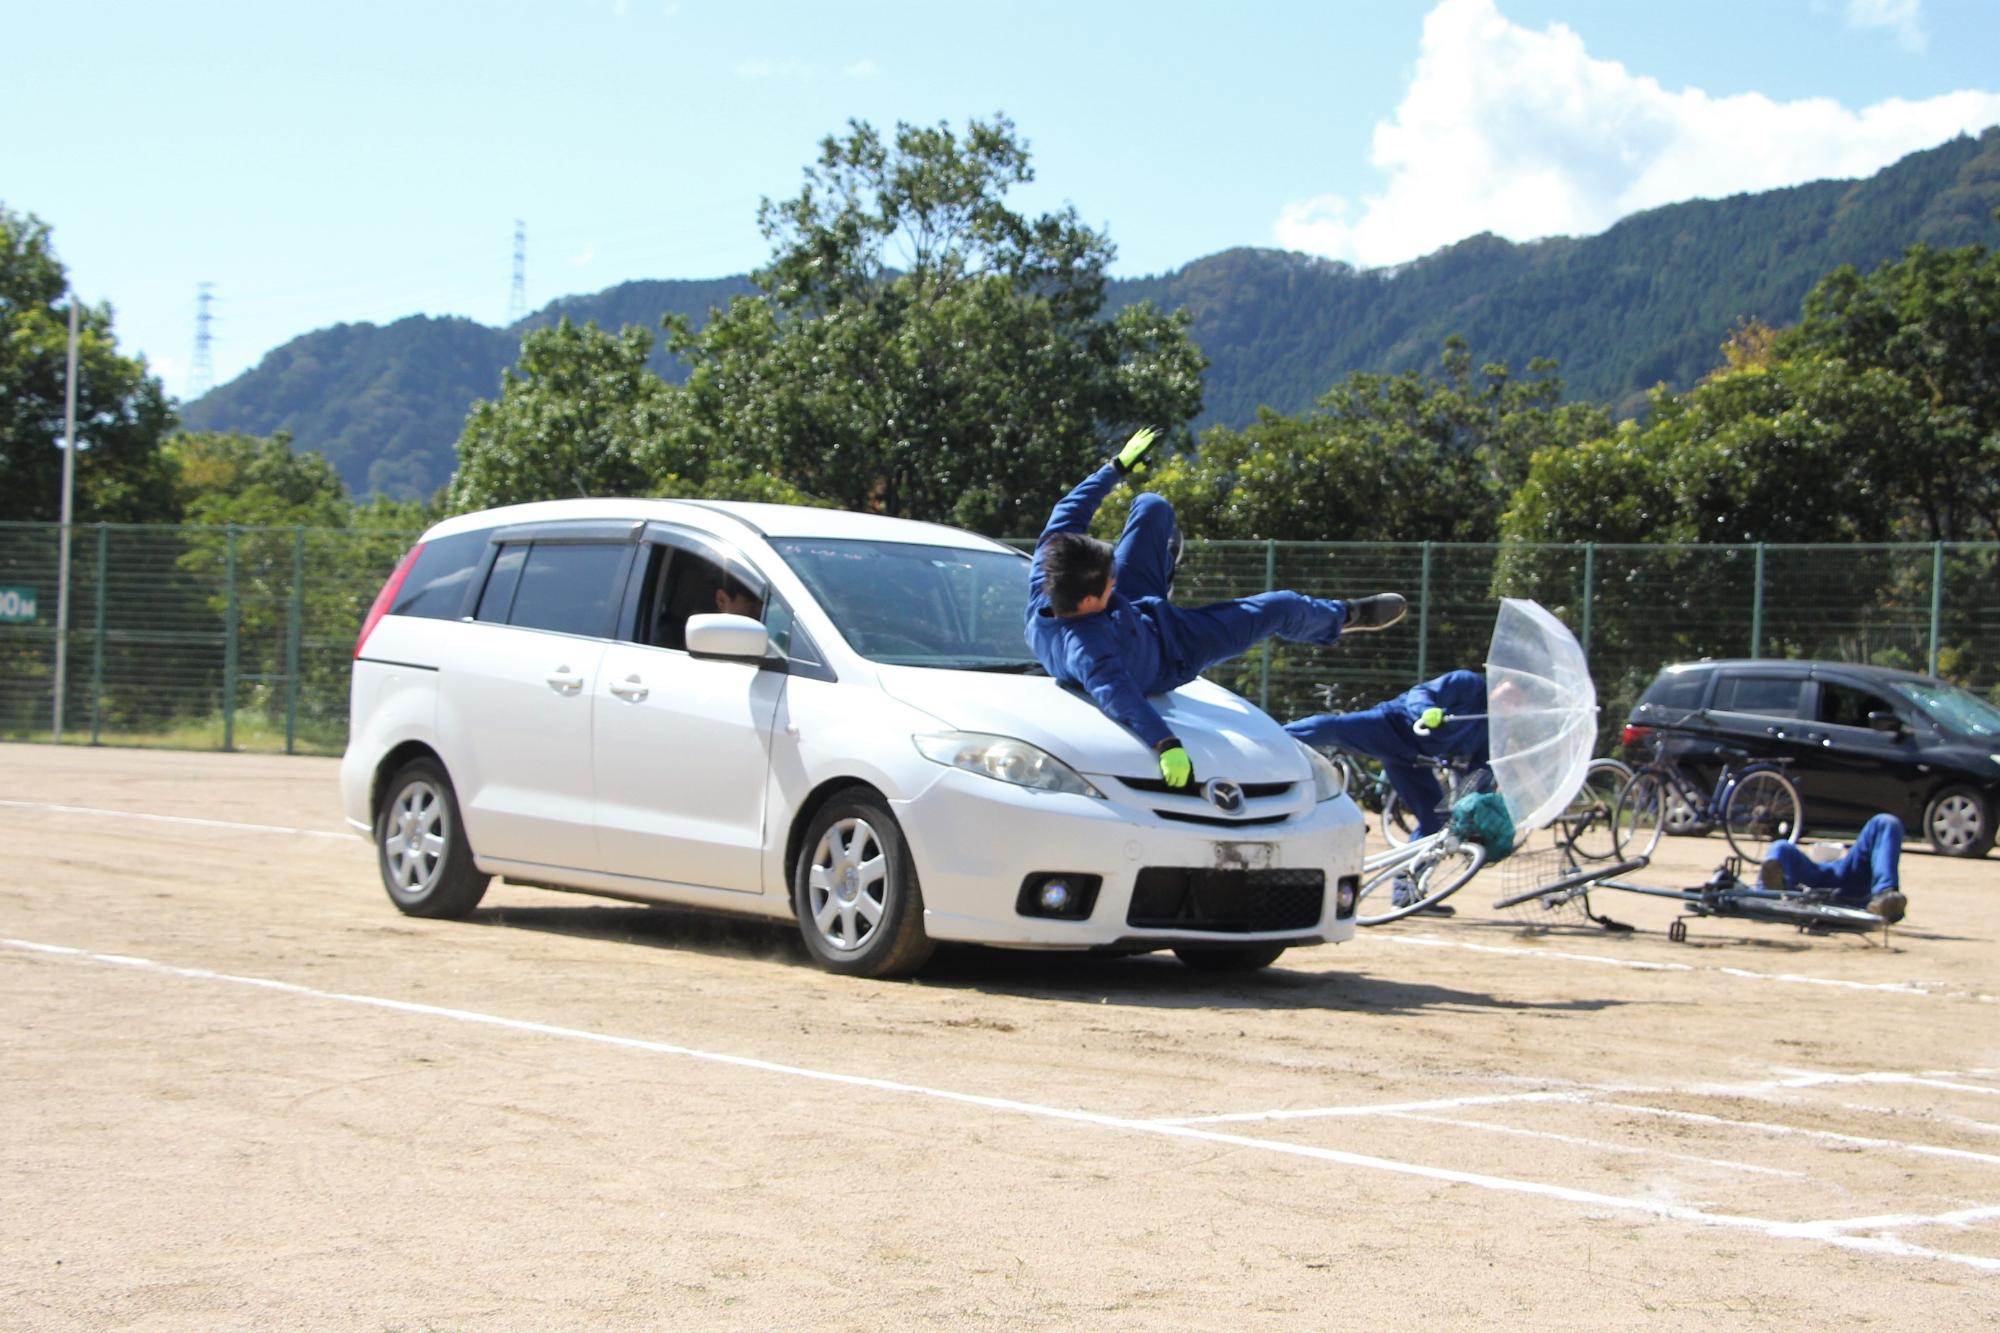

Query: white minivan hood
[[874, 666, 1310, 785]]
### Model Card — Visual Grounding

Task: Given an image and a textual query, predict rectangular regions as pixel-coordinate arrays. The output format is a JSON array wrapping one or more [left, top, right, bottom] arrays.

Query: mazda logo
[[1204, 779, 1245, 814]]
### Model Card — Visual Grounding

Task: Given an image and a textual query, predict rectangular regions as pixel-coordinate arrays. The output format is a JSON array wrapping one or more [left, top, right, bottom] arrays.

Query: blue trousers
[[1118, 493, 1349, 689], [1762, 814, 1903, 906], [1286, 703, 1451, 836]]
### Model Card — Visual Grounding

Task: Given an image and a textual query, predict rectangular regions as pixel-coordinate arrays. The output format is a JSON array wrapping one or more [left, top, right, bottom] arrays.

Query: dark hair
[[1040, 532, 1114, 615]]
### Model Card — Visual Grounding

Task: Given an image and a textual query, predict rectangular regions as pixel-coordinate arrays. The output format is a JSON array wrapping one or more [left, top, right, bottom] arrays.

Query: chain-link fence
[[3, 522, 1996, 756]]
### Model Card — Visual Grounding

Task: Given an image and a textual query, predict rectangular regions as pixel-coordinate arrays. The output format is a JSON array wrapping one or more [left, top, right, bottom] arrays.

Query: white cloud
[[568, 244, 596, 268], [1846, 0, 1927, 53], [1276, 0, 2000, 268], [842, 59, 879, 80], [733, 58, 813, 80]]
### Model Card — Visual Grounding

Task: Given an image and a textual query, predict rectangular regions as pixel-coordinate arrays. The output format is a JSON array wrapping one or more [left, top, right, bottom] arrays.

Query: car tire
[[1925, 784, 1994, 859], [1172, 943, 1288, 972], [793, 790, 935, 978], [375, 757, 490, 918]]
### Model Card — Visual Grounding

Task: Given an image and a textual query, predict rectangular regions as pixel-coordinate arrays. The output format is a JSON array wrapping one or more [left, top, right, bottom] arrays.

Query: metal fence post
[[1258, 538, 1276, 712], [1750, 543, 1765, 659], [90, 524, 107, 745], [1928, 541, 1944, 678], [1580, 542, 1596, 660], [285, 527, 305, 754], [223, 525, 239, 752], [1417, 541, 1433, 681]]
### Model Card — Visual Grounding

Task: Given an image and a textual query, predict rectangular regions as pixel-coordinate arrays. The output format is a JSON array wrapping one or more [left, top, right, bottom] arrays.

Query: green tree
[[0, 204, 177, 522], [166, 430, 352, 528], [1782, 234, 2000, 541], [1132, 341, 1608, 542], [663, 116, 1205, 534]]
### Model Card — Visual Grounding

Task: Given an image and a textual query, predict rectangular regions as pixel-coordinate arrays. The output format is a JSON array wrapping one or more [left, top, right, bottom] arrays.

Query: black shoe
[[1342, 593, 1407, 632], [1868, 890, 1907, 924], [1758, 858, 1786, 892], [1423, 902, 1456, 917]]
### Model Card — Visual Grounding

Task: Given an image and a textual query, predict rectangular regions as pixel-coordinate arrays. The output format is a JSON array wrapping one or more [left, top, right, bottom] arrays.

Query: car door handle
[[609, 674, 649, 702], [545, 667, 584, 695]]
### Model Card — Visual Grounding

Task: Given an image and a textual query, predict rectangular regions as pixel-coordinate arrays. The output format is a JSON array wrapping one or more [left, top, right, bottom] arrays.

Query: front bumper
[[891, 770, 1364, 949]]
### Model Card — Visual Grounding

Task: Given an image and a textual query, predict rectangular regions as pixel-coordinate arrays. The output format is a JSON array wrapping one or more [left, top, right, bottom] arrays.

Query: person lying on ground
[[1759, 813, 1908, 923]]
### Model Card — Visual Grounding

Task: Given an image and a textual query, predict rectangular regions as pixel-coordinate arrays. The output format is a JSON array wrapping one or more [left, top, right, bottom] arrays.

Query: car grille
[[1125, 867, 1325, 933], [1119, 777, 1295, 798], [1114, 776, 1301, 826]]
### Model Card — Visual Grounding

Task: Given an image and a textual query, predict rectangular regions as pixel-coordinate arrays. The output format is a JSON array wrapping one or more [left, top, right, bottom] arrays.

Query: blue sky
[[9, 0, 1999, 398]]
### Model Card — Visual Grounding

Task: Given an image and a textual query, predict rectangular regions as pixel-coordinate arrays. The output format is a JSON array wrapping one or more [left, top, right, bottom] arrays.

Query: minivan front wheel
[[375, 758, 490, 917], [793, 791, 934, 977], [1925, 784, 1994, 858]]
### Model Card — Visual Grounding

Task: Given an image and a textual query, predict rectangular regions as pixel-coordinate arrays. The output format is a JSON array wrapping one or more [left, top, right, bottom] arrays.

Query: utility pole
[[53, 298, 79, 741], [189, 281, 215, 397], [507, 220, 527, 324]]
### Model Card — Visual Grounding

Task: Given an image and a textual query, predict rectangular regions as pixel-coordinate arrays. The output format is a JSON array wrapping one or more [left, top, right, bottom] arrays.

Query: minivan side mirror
[[686, 613, 770, 660], [1865, 710, 1904, 735]]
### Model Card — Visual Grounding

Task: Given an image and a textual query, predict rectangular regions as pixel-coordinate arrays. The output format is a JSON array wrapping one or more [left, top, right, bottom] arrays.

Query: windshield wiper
[[953, 660, 1046, 674]]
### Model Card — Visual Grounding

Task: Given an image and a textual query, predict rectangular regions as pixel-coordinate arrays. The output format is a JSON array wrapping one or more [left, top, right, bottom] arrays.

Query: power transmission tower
[[507, 220, 527, 323], [189, 282, 215, 397]]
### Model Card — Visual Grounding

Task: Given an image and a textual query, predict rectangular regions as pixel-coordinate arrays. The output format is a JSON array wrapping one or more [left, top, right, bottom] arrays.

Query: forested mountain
[[183, 127, 2000, 500]]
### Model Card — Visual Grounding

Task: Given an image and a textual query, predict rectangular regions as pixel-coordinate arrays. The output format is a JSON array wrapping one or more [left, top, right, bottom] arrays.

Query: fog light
[[1016, 873, 1102, 920], [1335, 873, 1359, 920]]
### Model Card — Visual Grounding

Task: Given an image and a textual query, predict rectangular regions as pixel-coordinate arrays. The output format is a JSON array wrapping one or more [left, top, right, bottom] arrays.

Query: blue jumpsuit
[[1024, 464, 1351, 754], [1285, 671, 1490, 837], [1761, 813, 1903, 906]]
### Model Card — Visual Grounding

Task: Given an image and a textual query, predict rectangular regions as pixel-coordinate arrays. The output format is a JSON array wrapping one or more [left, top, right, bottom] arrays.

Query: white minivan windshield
[[770, 537, 1039, 670]]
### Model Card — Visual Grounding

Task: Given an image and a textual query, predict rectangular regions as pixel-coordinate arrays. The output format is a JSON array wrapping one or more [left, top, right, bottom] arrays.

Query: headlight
[[1296, 738, 1344, 802], [913, 732, 1103, 798]]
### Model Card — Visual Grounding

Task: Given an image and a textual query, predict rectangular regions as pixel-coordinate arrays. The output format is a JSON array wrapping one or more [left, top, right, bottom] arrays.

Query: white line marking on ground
[[0, 798, 352, 842], [1380, 932, 1996, 1002], [1392, 1110, 1805, 1178], [1791, 1204, 2000, 1235], [1160, 1092, 1573, 1124], [6, 937, 1998, 1274], [1594, 1102, 2000, 1170]]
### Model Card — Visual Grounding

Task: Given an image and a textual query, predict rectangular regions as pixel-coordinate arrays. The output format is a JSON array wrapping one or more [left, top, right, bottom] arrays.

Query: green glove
[[1158, 744, 1193, 788], [1113, 426, 1159, 474], [1417, 706, 1445, 732]]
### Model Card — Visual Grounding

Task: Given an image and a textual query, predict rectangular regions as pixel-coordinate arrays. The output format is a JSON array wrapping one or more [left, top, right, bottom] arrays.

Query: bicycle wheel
[[1353, 837, 1488, 926], [1613, 772, 1668, 860], [1555, 758, 1631, 862], [1722, 768, 1803, 862]]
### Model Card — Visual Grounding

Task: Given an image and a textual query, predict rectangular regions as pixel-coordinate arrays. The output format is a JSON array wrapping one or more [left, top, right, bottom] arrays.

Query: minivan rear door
[[441, 533, 635, 870]]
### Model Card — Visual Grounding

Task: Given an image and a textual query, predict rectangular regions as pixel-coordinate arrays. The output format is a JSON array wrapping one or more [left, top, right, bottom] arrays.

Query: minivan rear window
[[1640, 668, 1709, 711], [390, 529, 490, 619]]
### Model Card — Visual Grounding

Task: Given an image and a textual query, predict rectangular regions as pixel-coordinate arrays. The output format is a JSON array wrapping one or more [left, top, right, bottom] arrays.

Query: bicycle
[[1380, 754, 1490, 848], [1612, 726, 1803, 863], [1549, 756, 1633, 862], [1491, 850, 1889, 943]]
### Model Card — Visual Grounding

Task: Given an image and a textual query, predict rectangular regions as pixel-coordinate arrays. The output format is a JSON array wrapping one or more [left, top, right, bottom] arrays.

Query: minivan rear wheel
[[375, 758, 491, 917], [1925, 784, 1994, 858], [793, 791, 934, 977]]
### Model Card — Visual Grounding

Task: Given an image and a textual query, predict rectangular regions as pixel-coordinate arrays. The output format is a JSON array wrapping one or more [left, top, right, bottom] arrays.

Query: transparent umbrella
[[1481, 598, 1598, 835]]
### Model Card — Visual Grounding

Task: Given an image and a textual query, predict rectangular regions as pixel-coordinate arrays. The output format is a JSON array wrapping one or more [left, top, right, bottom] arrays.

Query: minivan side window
[[507, 543, 630, 638], [391, 528, 491, 619], [1712, 675, 1804, 717], [1819, 681, 1896, 729], [474, 544, 527, 623], [1640, 669, 1709, 711]]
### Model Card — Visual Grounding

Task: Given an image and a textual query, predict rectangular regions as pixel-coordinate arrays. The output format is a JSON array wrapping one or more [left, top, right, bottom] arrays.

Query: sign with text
[[0, 586, 39, 623]]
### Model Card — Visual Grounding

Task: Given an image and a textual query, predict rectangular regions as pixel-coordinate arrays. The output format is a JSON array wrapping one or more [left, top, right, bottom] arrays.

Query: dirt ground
[[2, 741, 1997, 1330]]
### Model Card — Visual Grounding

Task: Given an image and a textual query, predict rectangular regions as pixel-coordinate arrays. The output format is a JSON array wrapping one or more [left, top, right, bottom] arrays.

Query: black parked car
[[1624, 659, 2000, 858]]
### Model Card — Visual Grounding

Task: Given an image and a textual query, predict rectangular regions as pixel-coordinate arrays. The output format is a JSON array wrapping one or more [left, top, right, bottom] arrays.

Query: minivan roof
[[422, 496, 1019, 553], [1663, 658, 1941, 687]]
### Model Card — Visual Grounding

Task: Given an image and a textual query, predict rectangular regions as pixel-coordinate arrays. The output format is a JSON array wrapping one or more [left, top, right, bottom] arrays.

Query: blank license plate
[[1212, 841, 1276, 872]]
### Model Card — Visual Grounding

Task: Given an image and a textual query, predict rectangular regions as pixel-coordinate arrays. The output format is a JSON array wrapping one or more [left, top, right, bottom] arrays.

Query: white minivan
[[341, 498, 1363, 976]]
